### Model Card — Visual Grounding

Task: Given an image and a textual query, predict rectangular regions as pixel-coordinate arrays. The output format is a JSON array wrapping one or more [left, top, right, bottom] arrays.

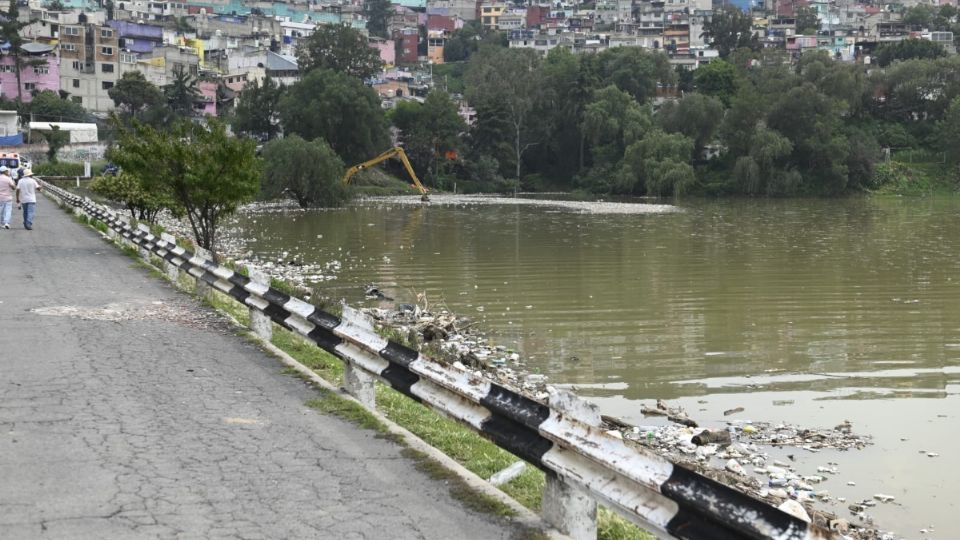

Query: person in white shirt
[[0, 166, 14, 229], [15, 169, 41, 230]]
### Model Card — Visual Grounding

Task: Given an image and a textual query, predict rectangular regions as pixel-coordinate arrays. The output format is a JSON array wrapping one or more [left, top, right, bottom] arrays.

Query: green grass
[[872, 160, 959, 195], [271, 329, 344, 384]]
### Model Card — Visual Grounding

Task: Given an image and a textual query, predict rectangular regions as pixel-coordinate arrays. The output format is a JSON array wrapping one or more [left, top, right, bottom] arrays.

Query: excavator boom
[[342, 147, 430, 201]]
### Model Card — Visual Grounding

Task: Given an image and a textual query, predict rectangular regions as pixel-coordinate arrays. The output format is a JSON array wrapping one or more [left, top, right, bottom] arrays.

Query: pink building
[[198, 80, 217, 116], [0, 43, 60, 102], [370, 37, 396, 67]]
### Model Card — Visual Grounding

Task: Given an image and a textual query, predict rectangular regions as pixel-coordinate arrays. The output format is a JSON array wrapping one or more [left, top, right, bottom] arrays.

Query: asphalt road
[[0, 198, 522, 539]]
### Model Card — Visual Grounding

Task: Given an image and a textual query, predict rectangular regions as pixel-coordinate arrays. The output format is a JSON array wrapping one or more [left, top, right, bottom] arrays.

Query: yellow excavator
[[342, 147, 430, 202]]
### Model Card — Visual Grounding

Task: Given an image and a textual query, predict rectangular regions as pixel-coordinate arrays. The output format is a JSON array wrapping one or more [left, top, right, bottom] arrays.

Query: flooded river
[[225, 195, 960, 537]]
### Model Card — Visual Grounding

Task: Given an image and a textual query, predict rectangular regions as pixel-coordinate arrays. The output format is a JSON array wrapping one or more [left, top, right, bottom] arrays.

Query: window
[[64, 26, 80, 35], [72, 78, 79, 88], [71, 60, 81, 70], [120, 53, 136, 64], [101, 29, 113, 38], [101, 46, 113, 55], [101, 62, 114, 73], [24, 83, 36, 91], [33, 66, 48, 75], [61, 43, 76, 51], [102, 81, 114, 90]]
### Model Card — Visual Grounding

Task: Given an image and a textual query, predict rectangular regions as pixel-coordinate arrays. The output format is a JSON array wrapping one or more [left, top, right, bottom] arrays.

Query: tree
[[165, 65, 200, 117], [364, 0, 392, 39], [279, 69, 390, 164], [90, 171, 170, 223], [620, 130, 696, 196], [795, 6, 820, 34], [903, 4, 935, 27], [233, 75, 283, 141], [41, 126, 69, 162], [937, 96, 960, 166], [658, 93, 724, 154], [586, 47, 675, 103], [875, 39, 947, 67], [581, 85, 651, 169], [701, 7, 759, 58], [28, 90, 88, 122], [109, 71, 165, 119], [389, 90, 465, 185], [260, 135, 348, 207], [694, 59, 738, 105], [109, 119, 260, 254], [296, 25, 382, 79], [466, 48, 543, 189], [0, 0, 40, 102]]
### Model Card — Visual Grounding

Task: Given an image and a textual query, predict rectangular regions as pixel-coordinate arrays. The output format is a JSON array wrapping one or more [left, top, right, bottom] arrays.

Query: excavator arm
[[342, 147, 430, 201]]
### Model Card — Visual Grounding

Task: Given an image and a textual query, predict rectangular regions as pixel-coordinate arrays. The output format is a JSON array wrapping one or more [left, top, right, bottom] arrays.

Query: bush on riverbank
[[871, 160, 958, 195]]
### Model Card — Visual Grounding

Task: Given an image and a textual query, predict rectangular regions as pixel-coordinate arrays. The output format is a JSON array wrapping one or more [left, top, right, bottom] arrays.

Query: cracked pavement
[[0, 202, 523, 539]]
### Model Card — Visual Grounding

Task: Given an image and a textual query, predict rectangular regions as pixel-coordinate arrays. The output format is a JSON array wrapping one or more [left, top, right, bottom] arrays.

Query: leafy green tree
[[109, 119, 260, 254], [694, 59, 738, 105], [657, 93, 724, 155], [581, 85, 651, 169], [364, 0, 392, 39], [795, 6, 820, 34], [875, 39, 947, 67], [28, 90, 88, 122], [731, 124, 793, 194], [41, 125, 69, 162], [109, 71, 165, 120], [0, 0, 36, 102], [90, 171, 170, 223], [701, 7, 759, 58], [442, 22, 504, 63], [165, 65, 200, 117], [585, 46, 675, 103], [937, 97, 960, 165], [389, 90, 465, 185], [233, 76, 283, 141], [537, 47, 595, 177], [260, 135, 348, 207], [296, 25, 382, 79], [279, 69, 389, 164], [903, 4, 935, 27], [466, 47, 543, 187], [621, 130, 696, 196]]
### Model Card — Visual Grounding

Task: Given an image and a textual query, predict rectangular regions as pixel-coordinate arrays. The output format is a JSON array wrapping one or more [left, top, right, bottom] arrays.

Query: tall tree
[[586, 47, 675, 103], [232, 75, 283, 141], [694, 59, 738, 105], [389, 90, 465, 184], [875, 39, 947, 67], [657, 93, 724, 155], [794, 6, 820, 34], [41, 125, 69, 162], [279, 69, 389, 164], [260, 135, 348, 207], [165, 65, 201, 117], [0, 0, 35, 102], [466, 48, 544, 189], [701, 7, 759, 58], [364, 0, 392, 39], [296, 25, 382, 79], [109, 71, 165, 120], [109, 119, 260, 254]]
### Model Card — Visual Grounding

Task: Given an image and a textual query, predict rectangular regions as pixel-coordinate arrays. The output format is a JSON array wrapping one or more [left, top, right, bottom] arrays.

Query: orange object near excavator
[[342, 146, 430, 202]]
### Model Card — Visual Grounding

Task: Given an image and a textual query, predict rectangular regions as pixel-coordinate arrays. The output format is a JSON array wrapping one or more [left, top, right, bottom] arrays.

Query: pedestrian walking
[[15, 169, 41, 230], [0, 166, 14, 229]]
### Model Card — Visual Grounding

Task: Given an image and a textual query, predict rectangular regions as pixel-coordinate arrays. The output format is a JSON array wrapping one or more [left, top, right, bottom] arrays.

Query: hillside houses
[[0, 0, 953, 122]]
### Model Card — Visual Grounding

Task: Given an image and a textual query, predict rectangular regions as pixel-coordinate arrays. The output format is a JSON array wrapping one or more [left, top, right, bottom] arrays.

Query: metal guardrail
[[45, 184, 837, 540]]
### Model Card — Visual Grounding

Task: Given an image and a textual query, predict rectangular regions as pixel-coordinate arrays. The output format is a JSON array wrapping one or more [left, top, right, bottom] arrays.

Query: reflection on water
[[227, 196, 960, 534]]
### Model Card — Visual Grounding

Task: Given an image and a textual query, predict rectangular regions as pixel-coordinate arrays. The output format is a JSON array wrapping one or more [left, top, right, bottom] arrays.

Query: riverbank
[[155, 193, 960, 539]]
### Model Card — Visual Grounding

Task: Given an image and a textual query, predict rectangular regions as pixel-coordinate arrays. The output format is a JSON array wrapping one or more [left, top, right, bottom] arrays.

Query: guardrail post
[[115, 215, 132, 248], [247, 268, 273, 341], [341, 306, 378, 408], [542, 390, 599, 540], [136, 223, 152, 261], [193, 246, 214, 300], [160, 233, 179, 282]]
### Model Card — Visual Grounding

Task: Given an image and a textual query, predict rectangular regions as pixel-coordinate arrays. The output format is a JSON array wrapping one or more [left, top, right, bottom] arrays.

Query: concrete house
[[0, 42, 60, 102]]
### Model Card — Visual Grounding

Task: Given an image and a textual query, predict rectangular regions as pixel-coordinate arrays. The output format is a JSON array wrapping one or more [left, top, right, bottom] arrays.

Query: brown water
[[228, 196, 960, 537]]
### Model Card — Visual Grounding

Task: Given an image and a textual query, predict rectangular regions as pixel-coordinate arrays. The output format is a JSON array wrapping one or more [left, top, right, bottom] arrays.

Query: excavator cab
[[342, 147, 430, 202]]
